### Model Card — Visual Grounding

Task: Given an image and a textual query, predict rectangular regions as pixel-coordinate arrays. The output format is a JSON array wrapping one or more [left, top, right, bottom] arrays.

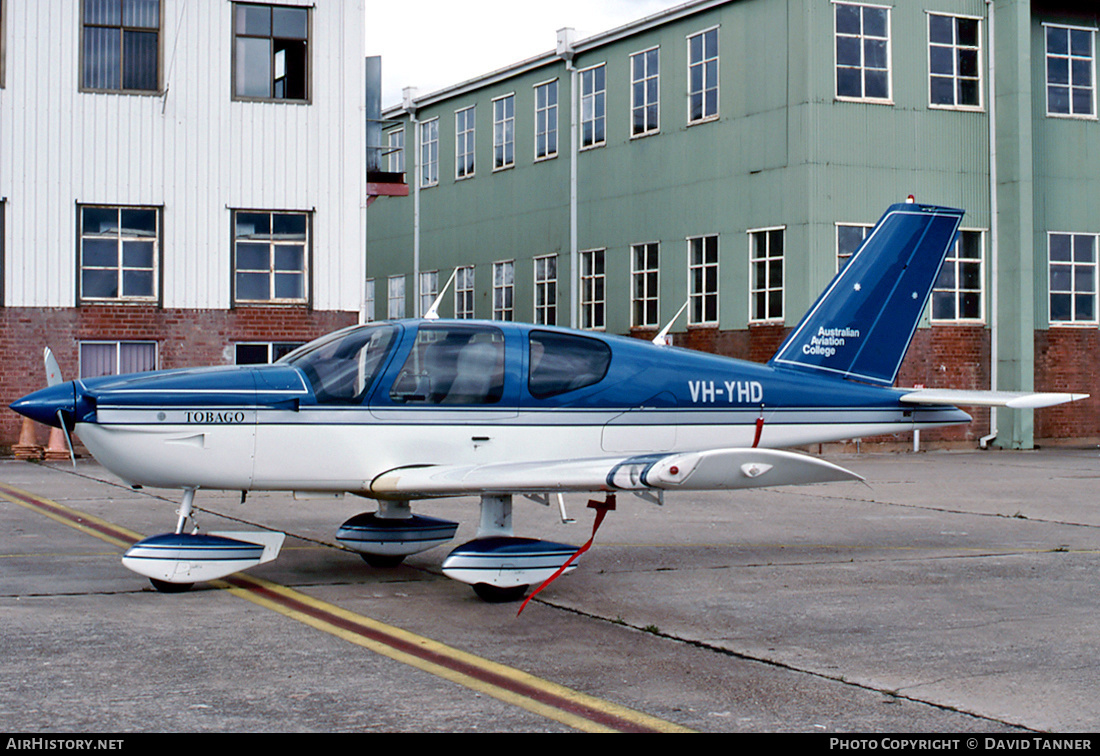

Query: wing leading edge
[[369, 448, 863, 499]]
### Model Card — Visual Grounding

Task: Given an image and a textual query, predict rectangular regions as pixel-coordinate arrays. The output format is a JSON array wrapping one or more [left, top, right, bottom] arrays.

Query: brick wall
[[1035, 329, 1100, 441], [1, 306, 356, 449]]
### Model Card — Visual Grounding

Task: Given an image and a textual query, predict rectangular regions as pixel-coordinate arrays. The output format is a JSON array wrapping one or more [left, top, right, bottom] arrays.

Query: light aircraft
[[11, 200, 1088, 601]]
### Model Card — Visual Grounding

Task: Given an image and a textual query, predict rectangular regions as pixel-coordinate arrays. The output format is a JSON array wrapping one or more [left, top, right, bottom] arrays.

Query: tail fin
[[769, 202, 964, 386]]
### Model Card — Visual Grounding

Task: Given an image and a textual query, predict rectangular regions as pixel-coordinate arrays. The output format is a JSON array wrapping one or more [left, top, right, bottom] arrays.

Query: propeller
[[44, 347, 77, 466]]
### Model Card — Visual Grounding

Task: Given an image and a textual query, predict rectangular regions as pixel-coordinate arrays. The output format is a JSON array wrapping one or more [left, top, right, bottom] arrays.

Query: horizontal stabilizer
[[370, 448, 862, 499], [899, 389, 1090, 409]]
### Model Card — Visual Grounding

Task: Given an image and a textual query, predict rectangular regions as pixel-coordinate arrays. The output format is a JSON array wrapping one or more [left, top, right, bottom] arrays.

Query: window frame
[[834, 1, 893, 104], [687, 26, 719, 124], [455, 104, 476, 180], [79, 0, 163, 95], [231, 1, 310, 103], [364, 278, 375, 322], [835, 222, 872, 273], [533, 254, 557, 325], [385, 126, 405, 174], [631, 242, 660, 328], [927, 12, 983, 111], [534, 78, 559, 161], [492, 93, 516, 171], [1044, 22, 1098, 120], [931, 228, 985, 324], [79, 340, 158, 379], [748, 226, 785, 324], [492, 260, 515, 321], [418, 270, 438, 318], [687, 234, 719, 326], [579, 63, 607, 150], [455, 265, 476, 319], [234, 341, 304, 364], [419, 118, 439, 188], [1048, 232, 1098, 326], [580, 249, 606, 331], [630, 46, 660, 138], [231, 209, 311, 306], [387, 274, 406, 319], [78, 204, 162, 304]]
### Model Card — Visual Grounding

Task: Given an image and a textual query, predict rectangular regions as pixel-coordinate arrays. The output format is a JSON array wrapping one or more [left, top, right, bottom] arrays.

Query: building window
[[387, 274, 405, 319], [579, 64, 606, 149], [688, 28, 718, 123], [419, 270, 438, 317], [233, 2, 308, 101], [493, 261, 514, 321], [455, 266, 475, 319], [418, 270, 438, 317], [386, 128, 404, 174], [1045, 24, 1096, 118], [1049, 233, 1097, 324], [631, 47, 660, 136], [420, 118, 439, 188], [493, 94, 515, 170], [534, 255, 557, 325], [631, 242, 660, 327], [929, 14, 981, 109], [455, 105, 475, 179], [233, 210, 309, 304], [81, 0, 160, 93], [835, 2, 890, 102], [581, 249, 606, 330], [364, 278, 375, 322], [79, 341, 156, 379], [235, 342, 303, 364], [535, 80, 558, 160], [932, 230, 984, 322], [836, 223, 871, 272], [79, 205, 159, 302], [749, 228, 784, 322], [688, 235, 718, 325]]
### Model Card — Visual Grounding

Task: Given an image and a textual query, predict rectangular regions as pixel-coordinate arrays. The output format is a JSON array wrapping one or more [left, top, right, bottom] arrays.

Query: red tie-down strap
[[518, 494, 617, 616]]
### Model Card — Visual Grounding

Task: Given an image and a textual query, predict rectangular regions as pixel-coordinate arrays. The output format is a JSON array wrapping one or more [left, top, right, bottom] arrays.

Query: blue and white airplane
[[11, 200, 1087, 601]]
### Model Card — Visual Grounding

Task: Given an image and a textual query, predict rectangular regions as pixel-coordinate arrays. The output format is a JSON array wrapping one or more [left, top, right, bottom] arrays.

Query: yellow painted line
[[0, 479, 692, 733]]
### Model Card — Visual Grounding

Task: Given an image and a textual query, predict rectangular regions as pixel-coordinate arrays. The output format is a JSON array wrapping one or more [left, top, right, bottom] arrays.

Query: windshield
[[280, 324, 398, 404]]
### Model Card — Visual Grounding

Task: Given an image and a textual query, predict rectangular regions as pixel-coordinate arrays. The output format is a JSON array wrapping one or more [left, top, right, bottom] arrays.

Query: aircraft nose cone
[[9, 382, 77, 428]]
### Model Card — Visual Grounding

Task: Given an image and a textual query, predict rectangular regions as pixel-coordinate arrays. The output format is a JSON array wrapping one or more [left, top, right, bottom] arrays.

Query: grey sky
[[366, 0, 691, 108]]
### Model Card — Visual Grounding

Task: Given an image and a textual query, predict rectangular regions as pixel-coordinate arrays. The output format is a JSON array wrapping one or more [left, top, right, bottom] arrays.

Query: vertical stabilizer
[[769, 202, 964, 386]]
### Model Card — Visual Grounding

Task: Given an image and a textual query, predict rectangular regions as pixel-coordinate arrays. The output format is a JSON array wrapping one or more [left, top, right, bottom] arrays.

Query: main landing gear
[[121, 487, 285, 593], [340, 494, 580, 602]]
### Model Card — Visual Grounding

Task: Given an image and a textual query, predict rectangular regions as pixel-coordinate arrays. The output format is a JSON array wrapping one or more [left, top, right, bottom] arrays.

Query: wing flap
[[370, 448, 862, 499], [899, 389, 1089, 409]]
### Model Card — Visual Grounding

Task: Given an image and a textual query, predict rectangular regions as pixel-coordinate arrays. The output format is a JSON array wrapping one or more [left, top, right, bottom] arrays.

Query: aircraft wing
[[369, 448, 863, 499], [899, 389, 1089, 409]]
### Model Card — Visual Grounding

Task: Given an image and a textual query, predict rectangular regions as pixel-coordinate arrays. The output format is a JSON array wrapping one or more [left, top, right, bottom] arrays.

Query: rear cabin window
[[528, 331, 611, 399], [390, 325, 505, 405]]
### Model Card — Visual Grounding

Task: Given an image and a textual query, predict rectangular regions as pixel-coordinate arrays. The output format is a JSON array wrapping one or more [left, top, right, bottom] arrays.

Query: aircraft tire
[[360, 553, 406, 568], [472, 583, 528, 603], [149, 578, 194, 594]]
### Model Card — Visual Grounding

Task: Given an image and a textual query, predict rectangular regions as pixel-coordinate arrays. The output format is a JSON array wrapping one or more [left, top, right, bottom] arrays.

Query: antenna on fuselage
[[423, 267, 459, 320], [652, 300, 689, 346]]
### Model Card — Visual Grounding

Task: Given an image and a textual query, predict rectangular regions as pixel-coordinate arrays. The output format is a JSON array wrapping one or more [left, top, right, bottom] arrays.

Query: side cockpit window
[[528, 331, 611, 399], [281, 324, 397, 404], [390, 325, 505, 405]]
